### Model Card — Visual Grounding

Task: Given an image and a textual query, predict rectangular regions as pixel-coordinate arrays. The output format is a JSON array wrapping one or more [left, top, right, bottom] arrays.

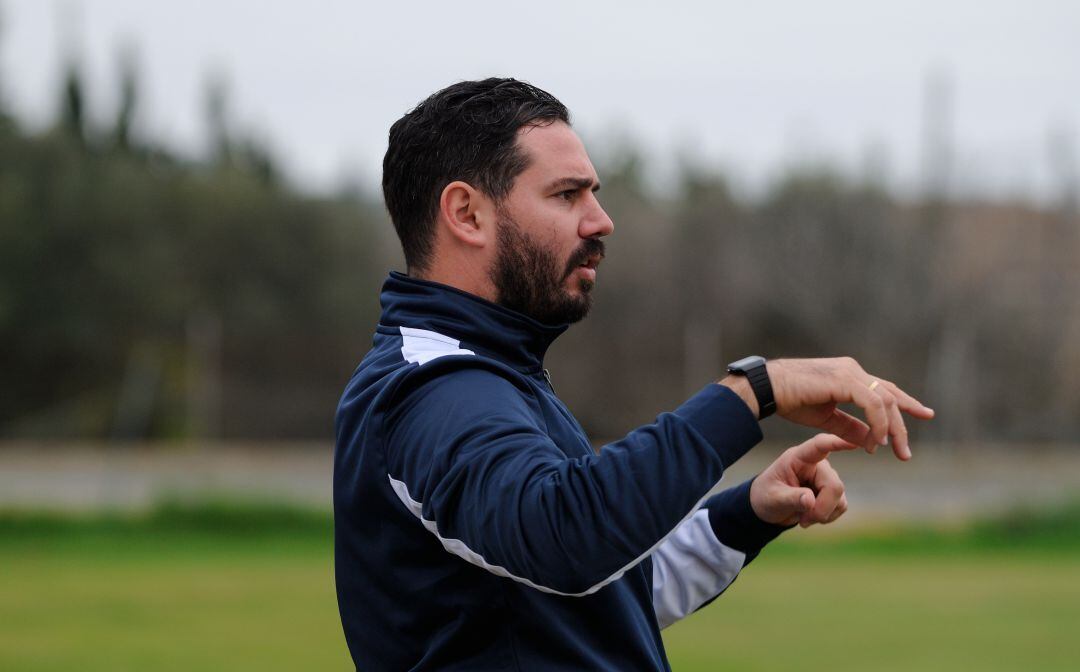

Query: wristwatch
[[726, 355, 776, 419]]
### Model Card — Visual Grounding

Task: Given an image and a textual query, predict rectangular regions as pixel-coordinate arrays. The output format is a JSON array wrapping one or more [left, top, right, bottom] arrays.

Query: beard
[[491, 211, 605, 325]]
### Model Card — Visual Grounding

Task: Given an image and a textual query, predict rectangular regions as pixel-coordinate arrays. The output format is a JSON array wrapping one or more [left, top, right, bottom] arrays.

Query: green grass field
[[2, 502, 1078, 671]]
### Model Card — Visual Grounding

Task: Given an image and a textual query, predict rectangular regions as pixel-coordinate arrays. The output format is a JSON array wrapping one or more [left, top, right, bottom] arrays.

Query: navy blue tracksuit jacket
[[334, 272, 786, 670]]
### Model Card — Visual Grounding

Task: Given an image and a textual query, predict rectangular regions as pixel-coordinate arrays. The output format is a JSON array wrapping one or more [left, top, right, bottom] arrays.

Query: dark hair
[[382, 78, 570, 272]]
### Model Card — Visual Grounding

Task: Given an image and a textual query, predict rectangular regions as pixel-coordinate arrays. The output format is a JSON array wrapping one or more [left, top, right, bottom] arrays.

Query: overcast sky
[[3, 0, 1078, 201]]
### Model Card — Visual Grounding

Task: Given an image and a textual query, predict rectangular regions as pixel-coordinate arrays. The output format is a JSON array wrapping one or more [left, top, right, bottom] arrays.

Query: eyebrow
[[546, 176, 601, 193]]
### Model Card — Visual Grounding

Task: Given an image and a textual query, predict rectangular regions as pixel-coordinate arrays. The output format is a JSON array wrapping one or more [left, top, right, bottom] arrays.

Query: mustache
[[564, 238, 606, 277]]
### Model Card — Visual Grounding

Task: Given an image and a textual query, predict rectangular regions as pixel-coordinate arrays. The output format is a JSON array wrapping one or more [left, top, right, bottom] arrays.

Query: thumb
[[753, 477, 817, 524], [780, 485, 816, 514]]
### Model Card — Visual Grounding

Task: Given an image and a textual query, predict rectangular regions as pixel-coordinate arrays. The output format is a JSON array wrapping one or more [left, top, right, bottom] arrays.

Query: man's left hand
[[750, 433, 858, 528]]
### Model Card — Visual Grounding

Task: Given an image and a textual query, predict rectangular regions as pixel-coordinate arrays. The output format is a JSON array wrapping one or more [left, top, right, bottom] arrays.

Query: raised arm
[[381, 364, 762, 596]]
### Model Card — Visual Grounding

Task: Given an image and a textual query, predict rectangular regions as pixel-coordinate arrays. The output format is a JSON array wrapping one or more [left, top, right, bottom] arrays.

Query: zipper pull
[[543, 368, 556, 393]]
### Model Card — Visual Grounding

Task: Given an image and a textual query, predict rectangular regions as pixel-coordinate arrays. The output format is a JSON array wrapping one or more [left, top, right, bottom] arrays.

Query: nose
[[580, 194, 615, 239]]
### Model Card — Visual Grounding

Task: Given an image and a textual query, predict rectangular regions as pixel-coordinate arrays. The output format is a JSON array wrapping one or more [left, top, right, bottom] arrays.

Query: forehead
[[514, 122, 598, 185]]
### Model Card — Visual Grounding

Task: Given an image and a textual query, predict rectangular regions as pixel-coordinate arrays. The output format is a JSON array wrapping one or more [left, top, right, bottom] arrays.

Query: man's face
[[489, 122, 614, 324]]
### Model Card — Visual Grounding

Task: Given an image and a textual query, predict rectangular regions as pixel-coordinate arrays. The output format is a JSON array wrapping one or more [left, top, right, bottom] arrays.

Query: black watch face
[[729, 355, 765, 372]]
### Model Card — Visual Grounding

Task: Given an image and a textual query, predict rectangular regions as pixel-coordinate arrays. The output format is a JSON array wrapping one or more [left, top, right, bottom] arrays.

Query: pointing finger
[[818, 408, 872, 451], [791, 433, 860, 464]]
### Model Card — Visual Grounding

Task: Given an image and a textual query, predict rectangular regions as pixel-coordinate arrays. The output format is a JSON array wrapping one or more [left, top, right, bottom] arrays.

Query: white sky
[[2, 0, 1078, 201]]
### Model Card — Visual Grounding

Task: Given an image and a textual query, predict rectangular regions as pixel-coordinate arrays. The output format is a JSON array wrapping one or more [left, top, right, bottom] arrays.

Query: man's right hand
[[766, 357, 934, 460]]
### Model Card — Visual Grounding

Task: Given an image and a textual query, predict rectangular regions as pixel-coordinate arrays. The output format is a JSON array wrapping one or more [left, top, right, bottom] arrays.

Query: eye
[[557, 189, 578, 202]]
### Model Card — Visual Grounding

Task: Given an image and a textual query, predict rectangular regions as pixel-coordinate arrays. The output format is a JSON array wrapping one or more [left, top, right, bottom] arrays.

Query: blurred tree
[[112, 44, 139, 152], [0, 3, 8, 129], [204, 70, 232, 167], [58, 60, 86, 145], [672, 162, 743, 398], [0, 46, 391, 440]]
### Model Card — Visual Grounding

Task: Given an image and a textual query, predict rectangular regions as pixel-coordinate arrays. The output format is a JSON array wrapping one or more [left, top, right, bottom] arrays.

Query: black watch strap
[[726, 355, 776, 419]]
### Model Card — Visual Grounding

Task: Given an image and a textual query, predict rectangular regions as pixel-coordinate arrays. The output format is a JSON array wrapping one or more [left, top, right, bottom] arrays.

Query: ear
[[437, 180, 493, 248]]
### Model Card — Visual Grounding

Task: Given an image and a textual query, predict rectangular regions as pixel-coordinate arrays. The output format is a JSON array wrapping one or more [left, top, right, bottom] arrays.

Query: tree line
[[0, 45, 1076, 444]]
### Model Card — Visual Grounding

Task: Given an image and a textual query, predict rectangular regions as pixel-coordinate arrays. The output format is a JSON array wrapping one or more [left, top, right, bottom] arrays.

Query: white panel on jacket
[[651, 509, 746, 629], [399, 326, 475, 365]]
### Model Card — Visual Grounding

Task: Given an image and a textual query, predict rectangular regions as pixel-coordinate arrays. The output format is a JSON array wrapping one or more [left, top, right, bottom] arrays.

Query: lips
[[566, 240, 606, 279], [571, 256, 600, 284]]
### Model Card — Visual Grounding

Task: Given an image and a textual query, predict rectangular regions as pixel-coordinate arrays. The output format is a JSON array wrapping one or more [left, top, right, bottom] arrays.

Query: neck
[[412, 255, 498, 304], [379, 271, 569, 371]]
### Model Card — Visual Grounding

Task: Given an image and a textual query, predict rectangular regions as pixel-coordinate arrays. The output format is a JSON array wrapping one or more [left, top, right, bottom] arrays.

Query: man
[[334, 78, 934, 670]]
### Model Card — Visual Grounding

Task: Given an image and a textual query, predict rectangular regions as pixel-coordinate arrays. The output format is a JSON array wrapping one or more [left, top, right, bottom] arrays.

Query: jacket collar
[[378, 271, 568, 371]]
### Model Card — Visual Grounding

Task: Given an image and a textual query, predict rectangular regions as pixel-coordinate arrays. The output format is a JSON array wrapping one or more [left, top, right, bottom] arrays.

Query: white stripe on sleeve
[[388, 473, 728, 598], [651, 509, 746, 629]]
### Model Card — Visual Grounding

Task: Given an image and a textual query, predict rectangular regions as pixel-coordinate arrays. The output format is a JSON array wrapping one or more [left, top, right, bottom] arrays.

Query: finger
[[874, 386, 912, 461], [825, 493, 849, 524], [808, 459, 844, 524], [818, 409, 873, 453], [796, 486, 818, 527], [790, 433, 860, 465], [879, 379, 935, 420], [848, 375, 890, 447]]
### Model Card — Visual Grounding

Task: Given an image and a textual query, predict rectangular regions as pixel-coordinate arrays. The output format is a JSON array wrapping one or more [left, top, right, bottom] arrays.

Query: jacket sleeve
[[380, 362, 763, 597], [650, 478, 790, 629]]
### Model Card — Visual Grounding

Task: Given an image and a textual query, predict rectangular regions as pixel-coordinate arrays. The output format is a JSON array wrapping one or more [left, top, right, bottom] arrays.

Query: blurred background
[[0, 1, 1077, 670]]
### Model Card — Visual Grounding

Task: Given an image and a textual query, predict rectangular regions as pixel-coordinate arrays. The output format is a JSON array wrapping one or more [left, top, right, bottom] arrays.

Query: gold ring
[[868, 380, 880, 392]]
